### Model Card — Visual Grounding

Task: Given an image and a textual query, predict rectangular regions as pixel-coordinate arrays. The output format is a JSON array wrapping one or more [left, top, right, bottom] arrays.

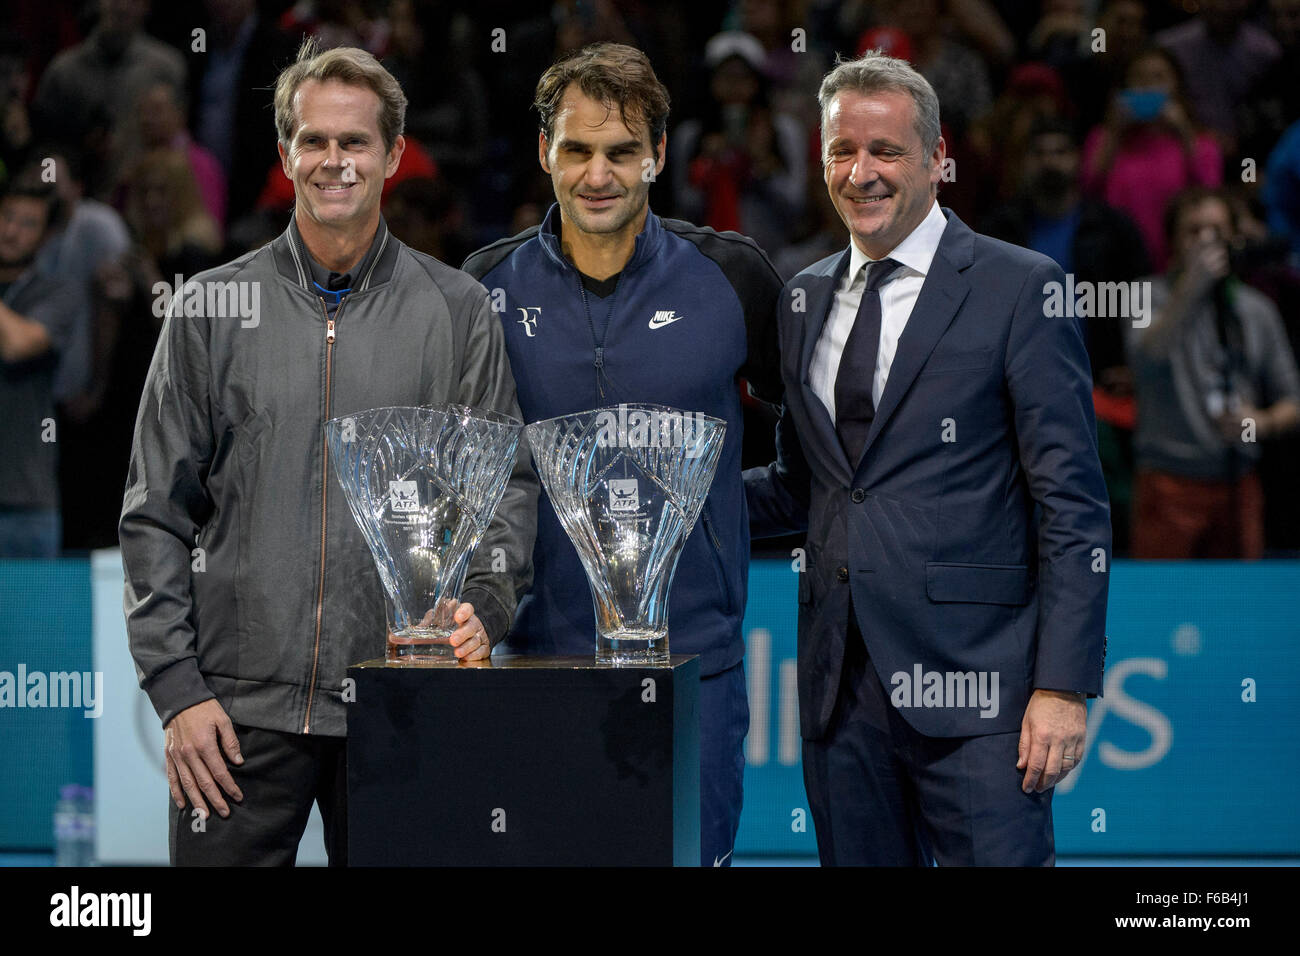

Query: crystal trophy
[[325, 404, 522, 662], [525, 403, 726, 664]]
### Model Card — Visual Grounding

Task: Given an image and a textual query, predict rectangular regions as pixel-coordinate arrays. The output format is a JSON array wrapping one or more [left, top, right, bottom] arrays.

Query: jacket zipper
[[700, 510, 735, 617], [576, 273, 621, 400], [304, 297, 343, 733], [702, 509, 723, 551]]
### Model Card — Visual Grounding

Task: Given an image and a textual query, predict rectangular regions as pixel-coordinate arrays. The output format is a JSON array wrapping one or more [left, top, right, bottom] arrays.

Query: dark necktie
[[835, 257, 902, 464]]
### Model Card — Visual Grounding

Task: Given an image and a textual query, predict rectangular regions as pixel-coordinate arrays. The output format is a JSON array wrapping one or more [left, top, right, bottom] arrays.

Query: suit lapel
[[797, 250, 853, 483], [856, 210, 975, 468]]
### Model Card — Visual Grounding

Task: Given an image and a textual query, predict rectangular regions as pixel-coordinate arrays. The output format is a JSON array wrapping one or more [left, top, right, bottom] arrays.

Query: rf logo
[[517, 307, 541, 337]]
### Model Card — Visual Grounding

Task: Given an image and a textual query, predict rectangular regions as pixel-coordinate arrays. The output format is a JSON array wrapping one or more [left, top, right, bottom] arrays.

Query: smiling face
[[277, 78, 404, 234], [822, 89, 943, 259], [539, 84, 665, 242]]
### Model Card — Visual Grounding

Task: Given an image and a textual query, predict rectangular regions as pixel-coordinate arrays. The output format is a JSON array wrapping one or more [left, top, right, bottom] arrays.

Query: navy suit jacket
[[745, 207, 1110, 739]]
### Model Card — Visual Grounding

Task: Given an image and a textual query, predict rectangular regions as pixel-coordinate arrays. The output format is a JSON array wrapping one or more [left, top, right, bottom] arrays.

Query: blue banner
[[0, 559, 94, 849], [4, 557, 1297, 858], [735, 559, 1300, 857]]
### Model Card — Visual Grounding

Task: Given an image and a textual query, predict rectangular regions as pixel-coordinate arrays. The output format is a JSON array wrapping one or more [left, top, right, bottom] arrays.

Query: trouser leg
[[169, 723, 318, 866], [802, 624, 926, 866], [903, 724, 1055, 867], [315, 736, 349, 867], [698, 661, 749, 867]]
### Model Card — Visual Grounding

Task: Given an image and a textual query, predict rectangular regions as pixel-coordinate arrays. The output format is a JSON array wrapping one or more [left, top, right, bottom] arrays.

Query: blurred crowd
[[2, 0, 1299, 558]]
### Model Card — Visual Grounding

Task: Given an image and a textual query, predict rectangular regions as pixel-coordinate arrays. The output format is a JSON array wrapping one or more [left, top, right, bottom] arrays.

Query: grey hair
[[817, 50, 942, 160]]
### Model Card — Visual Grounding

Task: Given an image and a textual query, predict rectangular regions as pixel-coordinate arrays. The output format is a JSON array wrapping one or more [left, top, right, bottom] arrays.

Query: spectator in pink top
[[1081, 45, 1222, 269], [137, 80, 227, 235]]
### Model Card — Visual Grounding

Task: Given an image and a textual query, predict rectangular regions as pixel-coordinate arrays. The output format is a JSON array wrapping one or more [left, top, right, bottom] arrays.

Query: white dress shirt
[[810, 200, 949, 420]]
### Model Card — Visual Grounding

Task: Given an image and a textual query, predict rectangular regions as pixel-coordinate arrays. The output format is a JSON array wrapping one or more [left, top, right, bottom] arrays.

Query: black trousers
[[802, 615, 1055, 866], [169, 723, 348, 866]]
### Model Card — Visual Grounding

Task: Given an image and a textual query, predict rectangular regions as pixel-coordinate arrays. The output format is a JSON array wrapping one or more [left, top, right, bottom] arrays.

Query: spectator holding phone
[[1081, 46, 1221, 269], [1127, 186, 1300, 558]]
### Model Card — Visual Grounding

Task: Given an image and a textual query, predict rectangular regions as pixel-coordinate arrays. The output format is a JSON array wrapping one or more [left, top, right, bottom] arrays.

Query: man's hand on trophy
[[447, 600, 492, 661], [164, 698, 244, 820]]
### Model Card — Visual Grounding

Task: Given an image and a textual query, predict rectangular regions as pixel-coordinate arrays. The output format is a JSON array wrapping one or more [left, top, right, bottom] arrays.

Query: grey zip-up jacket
[[120, 217, 538, 736]]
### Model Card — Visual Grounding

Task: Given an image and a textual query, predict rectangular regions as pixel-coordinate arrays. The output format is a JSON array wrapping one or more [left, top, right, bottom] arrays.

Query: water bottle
[[53, 784, 79, 866], [75, 785, 96, 866]]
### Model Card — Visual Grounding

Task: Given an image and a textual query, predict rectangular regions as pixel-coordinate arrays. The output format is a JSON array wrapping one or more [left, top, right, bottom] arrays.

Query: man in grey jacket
[[120, 40, 537, 865]]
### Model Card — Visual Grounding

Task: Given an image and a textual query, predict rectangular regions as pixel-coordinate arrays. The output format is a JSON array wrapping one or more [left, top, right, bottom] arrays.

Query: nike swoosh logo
[[713, 848, 733, 867], [648, 313, 684, 329]]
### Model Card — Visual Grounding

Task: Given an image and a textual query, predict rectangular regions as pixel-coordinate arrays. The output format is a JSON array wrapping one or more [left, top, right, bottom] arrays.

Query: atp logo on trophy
[[526, 403, 725, 665], [388, 480, 419, 513], [325, 405, 522, 662], [609, 478, 639, 514]]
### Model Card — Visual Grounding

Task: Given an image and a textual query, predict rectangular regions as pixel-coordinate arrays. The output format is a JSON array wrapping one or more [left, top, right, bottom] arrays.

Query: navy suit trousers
[[801, 614, 1055, 866]]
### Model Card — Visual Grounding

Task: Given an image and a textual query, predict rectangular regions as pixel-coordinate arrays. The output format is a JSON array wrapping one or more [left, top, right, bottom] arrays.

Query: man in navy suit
[[745, 51, 1111, 866]]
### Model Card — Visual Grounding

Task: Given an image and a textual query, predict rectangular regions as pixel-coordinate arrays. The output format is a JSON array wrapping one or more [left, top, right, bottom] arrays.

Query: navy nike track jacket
[[463, 203, 782, 674]]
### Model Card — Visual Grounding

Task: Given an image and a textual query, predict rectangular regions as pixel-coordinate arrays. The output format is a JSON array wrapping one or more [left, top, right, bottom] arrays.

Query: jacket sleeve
[[1005, 257, 1111, 696], [743, 278, 812, 537], [737, 242, 786, 409], [448, 285, 539, 646], [119, 298, 218, 725], [743, 398, 812, 538]]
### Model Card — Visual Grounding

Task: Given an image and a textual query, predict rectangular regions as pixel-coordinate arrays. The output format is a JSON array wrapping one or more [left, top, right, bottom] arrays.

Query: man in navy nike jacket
[[463, 42, 782, 866]]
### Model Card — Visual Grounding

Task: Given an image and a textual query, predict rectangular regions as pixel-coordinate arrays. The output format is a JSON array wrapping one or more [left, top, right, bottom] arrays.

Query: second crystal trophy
[[526, 403, 725, 665], [325, 404, 522, 662]]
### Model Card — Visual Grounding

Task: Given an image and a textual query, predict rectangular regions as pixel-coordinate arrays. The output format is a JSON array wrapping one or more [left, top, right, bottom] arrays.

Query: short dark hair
[[534, 43, 671, 159], [1026, 114, 1078, 146], [1164, 185, 1236, 243], [1, 179, 63, 233]]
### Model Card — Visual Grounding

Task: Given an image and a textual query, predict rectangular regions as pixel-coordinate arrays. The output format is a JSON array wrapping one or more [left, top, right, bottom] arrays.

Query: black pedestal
[[346, 654, 700, 866]]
